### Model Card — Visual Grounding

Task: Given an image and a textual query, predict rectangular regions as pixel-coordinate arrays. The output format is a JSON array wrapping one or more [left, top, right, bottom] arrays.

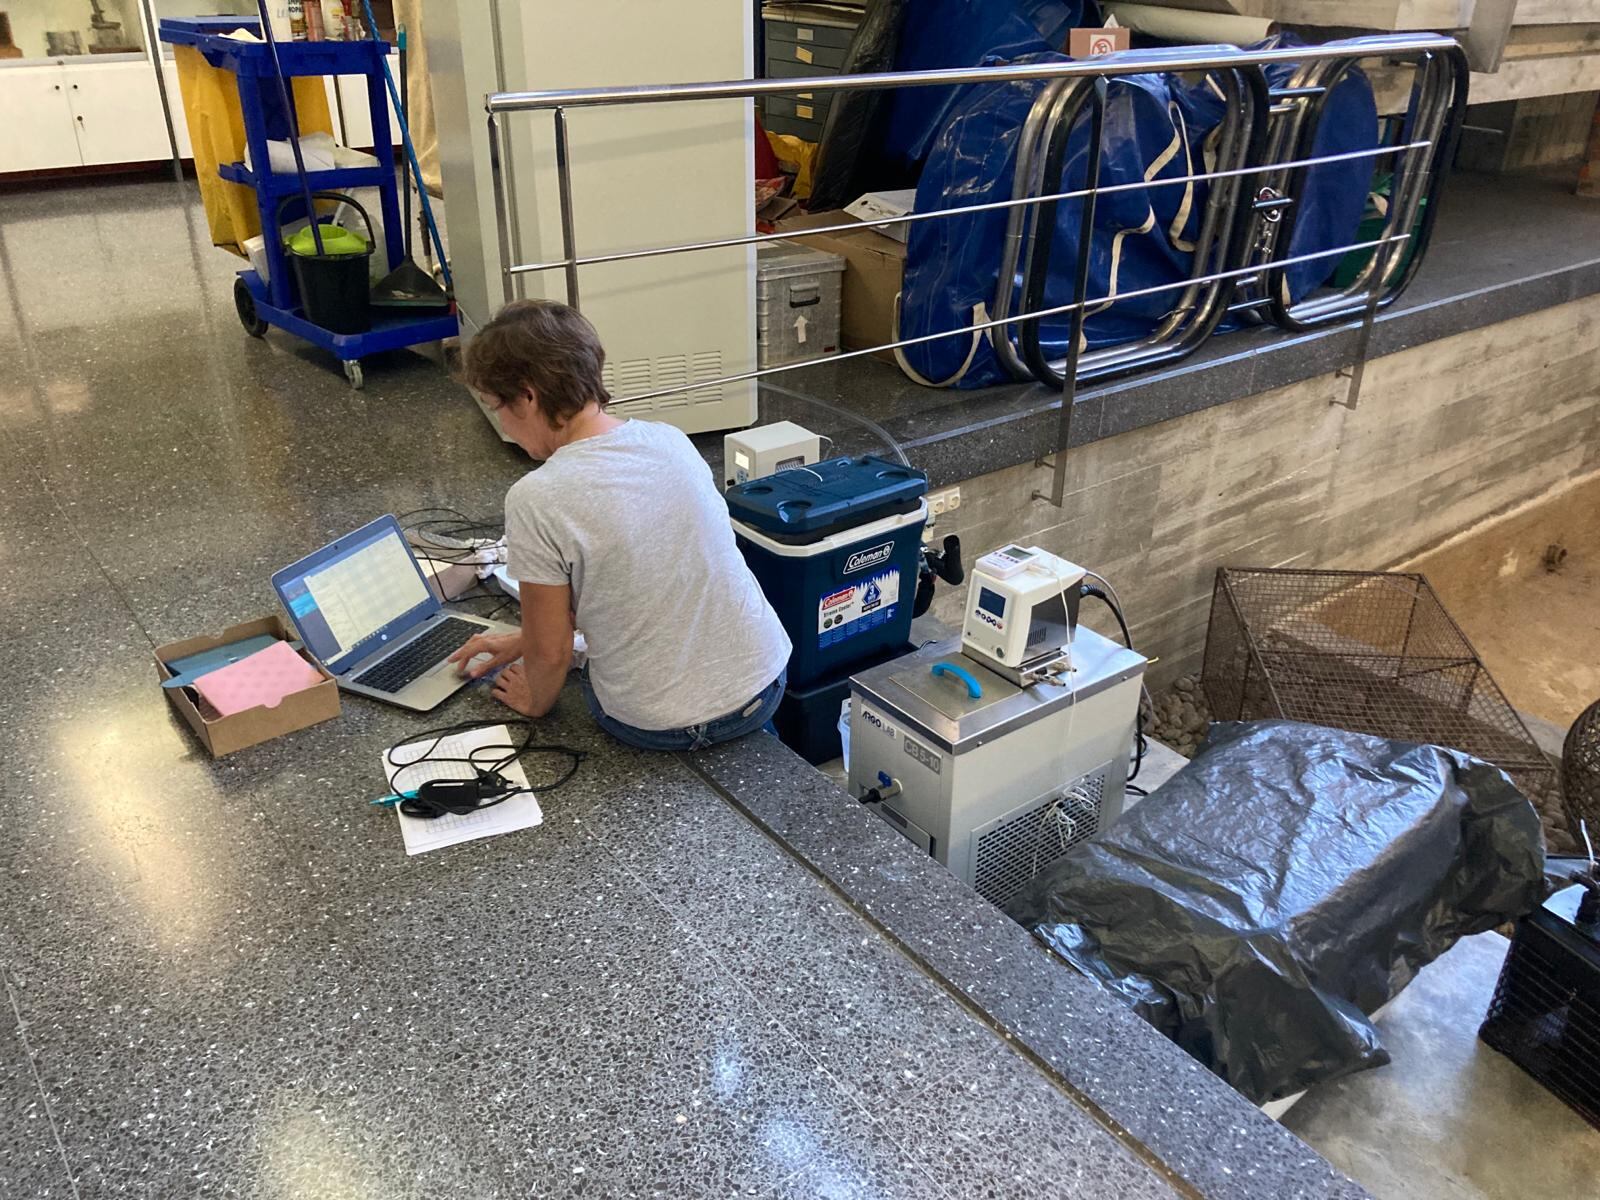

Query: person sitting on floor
[[447, 299, 791, 751]]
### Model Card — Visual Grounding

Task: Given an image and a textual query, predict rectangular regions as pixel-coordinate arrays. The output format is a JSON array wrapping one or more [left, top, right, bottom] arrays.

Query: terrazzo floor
[[0, 176, 1202, 1198]]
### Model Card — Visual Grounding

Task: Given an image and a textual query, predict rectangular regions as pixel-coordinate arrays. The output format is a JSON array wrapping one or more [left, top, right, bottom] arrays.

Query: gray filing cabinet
[[761, 4, 861, 142]]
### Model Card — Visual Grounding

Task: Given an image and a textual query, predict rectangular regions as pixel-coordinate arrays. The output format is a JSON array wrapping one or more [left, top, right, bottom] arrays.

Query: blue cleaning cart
[[159, 16, 457, 389]]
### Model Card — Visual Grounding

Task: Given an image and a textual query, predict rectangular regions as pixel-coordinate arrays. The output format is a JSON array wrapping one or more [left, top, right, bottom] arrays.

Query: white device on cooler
[[961, 545, 1086, 681], [721, 421, 822, 489]]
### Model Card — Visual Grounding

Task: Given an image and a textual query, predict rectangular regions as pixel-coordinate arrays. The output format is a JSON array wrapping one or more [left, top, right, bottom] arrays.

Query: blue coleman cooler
[[728, 456, 928, 689]]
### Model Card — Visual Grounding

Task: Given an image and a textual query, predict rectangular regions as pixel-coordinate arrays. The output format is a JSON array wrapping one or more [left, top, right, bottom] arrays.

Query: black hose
[[1081, 582, 1145, 781], [1081, 584, 1131, 649]]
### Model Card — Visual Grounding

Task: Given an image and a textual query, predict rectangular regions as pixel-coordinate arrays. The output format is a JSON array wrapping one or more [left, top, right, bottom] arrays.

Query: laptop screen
[[275, 518, 435, 672]]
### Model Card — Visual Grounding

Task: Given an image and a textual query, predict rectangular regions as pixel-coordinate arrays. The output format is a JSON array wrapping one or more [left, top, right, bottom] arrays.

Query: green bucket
[[278, 191, 375, 335]]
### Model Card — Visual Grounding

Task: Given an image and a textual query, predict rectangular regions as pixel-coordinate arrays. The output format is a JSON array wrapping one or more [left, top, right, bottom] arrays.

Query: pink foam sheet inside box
[[191, 640, 325, 718]]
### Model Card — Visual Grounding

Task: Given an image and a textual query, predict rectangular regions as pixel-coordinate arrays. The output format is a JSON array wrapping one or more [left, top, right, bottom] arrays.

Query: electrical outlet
[[928, 487, 961, 518]]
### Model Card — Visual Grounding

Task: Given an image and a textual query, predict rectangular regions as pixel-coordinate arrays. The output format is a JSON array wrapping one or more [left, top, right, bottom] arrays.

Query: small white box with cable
[[722, 421, 822, 489]]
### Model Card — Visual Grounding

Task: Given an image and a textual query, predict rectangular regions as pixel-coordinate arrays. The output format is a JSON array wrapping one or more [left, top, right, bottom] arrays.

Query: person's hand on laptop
[[449, 632, 522, 679], [490, 661, 537, 715]]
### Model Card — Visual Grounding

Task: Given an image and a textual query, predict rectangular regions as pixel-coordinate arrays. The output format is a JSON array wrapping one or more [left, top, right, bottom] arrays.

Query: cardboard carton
[[777, 209, 907, 364], [156, 615, 340, 757]]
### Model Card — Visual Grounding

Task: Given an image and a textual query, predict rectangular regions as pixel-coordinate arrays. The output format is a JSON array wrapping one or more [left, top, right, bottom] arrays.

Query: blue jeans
[[581, 668, 786, 752]]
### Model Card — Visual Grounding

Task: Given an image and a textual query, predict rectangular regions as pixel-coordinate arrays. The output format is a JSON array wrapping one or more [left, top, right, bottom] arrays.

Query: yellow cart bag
[[172, 45, 336, 254]]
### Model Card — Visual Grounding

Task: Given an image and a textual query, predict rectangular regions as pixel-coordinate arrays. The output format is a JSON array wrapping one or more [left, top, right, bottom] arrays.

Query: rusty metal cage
[[1562, 698, 1600, 835], [1201, 567, 1561, 826]]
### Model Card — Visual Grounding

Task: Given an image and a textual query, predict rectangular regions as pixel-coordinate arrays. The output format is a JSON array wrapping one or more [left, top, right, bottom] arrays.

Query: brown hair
[[462, 299, 610, 426]]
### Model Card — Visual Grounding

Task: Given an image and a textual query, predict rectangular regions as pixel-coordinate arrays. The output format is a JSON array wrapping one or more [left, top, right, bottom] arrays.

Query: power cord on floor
[[382, 719, 586, 819], [399, 506, 506, 565]]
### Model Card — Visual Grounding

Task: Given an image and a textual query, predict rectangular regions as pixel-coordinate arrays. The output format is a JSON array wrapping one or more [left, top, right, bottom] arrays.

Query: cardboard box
[[1068, 25, 1131, 57], [777, 209, 907, 364], [843, 189, 917, 243], [156, 615, 340, 757]]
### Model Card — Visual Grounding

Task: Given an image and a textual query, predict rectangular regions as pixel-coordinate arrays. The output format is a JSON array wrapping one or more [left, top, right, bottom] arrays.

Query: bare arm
[[491, 581, 574, 717]]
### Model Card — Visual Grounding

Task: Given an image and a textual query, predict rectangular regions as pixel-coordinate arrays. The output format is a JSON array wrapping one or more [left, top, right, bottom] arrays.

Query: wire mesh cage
[[1201, 568, 1562, 830], [1562, 699, 1600, 835]]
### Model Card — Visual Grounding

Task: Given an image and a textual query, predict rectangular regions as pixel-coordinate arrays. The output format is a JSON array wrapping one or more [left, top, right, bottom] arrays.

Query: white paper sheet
[[381, 725, 543, 856]]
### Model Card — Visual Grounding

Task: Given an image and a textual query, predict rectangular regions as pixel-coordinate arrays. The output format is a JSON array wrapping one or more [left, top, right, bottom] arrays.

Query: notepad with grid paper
[[381, 725, 543, 856]]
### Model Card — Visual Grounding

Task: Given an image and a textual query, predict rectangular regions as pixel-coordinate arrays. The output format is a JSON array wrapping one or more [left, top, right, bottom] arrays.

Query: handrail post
[[1034, 80, 1107, 508], [486, 112, 515, 306], [553, 107, 581, 309]]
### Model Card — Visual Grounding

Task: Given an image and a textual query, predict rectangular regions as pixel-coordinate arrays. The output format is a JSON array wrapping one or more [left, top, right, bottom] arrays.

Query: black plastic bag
[[1009, 720, 1546, 1103], [807, 0, 906, 213]]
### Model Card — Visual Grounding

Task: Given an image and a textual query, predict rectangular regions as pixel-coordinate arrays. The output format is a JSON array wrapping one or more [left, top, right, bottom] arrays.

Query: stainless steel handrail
[[565, 234, 1411, 408], [481, 31, 1464, 505], [503, 140, 1426, 279], [485, 33, 1458, 111]]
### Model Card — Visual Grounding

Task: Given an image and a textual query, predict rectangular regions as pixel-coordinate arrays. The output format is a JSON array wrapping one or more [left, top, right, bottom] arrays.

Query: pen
[[372, 789, 419, 807]]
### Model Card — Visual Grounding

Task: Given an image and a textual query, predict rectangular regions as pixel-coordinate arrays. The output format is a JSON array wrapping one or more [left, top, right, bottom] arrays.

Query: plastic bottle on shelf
[[266, 1, 294, 41], [324, 0, 347, 40]]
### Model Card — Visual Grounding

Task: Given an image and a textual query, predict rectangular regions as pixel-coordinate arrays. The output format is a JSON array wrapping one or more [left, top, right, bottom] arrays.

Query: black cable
[[1081, 582, 1147, 781], [383, 718, 586, 819], [397, 505, 502, 534], [399, 507, 507, 567], [1080, 584, 1132, 649], [441, 580, 518, 619], [401, 508, 518, 618]]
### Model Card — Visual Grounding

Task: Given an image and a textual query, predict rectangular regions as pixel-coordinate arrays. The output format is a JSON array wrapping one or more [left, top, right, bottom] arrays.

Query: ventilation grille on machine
[[972, 769, 1108, 911], [1479, 899, 1600, 1130], [604, 351, 725, 414]]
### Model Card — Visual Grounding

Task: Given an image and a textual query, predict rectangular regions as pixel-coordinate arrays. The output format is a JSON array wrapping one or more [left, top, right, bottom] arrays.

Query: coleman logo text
[[844, 544, 894, 574]]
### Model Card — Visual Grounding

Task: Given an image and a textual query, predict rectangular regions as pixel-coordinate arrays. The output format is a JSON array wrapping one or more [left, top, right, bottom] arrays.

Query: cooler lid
[[725, 455, 928, 538]]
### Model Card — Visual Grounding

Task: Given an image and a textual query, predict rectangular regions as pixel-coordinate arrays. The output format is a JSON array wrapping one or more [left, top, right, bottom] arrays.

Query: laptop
[[272, 514, 518, 712]]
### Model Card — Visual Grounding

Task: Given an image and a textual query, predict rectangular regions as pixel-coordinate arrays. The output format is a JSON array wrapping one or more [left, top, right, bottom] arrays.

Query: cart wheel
[[343, 360, 365, 390], [234, 278, 268, 338]]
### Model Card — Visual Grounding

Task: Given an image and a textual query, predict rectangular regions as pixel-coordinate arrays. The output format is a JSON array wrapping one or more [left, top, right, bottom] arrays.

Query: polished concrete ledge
[[689, 734, 1371, 1200]]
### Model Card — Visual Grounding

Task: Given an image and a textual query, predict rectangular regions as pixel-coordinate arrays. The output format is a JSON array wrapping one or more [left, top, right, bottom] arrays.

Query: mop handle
[[255, 0, 325, 257], [359, 0, 451, 287]]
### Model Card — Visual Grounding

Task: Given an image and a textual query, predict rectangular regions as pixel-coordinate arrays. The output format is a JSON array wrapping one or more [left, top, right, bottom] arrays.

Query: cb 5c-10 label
[[903, 734, 941, 775]]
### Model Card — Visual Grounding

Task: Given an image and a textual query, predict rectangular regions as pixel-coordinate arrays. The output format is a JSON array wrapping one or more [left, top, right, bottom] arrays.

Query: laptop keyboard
[[352, 617, 480, 694]]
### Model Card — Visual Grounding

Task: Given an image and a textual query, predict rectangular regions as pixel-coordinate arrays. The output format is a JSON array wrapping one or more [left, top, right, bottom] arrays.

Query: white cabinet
[[333, 60, 402, 149], [0, 65, 80, 172], [67, 61, 171, 165], [0, 60, 172, 172], [161, 59, 193, 158]]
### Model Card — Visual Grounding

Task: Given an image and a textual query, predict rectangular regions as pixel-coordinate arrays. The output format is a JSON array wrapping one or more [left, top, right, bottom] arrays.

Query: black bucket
[[279, 191, 376, 335]]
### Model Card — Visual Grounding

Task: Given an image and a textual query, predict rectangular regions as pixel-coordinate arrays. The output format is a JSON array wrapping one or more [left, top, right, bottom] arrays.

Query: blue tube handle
[[931, 662, 983, 699]]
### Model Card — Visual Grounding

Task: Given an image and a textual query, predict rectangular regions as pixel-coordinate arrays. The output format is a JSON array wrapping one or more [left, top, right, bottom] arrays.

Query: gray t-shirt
[[505, 419, 791, 731]]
